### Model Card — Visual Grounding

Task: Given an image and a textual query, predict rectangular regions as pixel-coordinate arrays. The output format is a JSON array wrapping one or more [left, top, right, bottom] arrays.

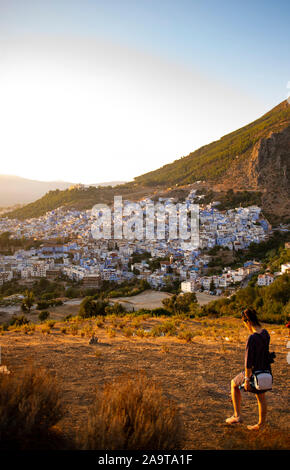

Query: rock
[[89, 335, 99, 345]]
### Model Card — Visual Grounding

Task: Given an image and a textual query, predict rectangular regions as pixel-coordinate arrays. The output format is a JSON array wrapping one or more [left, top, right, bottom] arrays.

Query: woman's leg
[[247, 393, 267, 430], [231, 379, 241, 417], [226, 375, 243, 423]]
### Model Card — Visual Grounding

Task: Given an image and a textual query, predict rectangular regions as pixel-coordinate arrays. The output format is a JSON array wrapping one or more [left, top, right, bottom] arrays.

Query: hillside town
[[1, 189, 285, 296]]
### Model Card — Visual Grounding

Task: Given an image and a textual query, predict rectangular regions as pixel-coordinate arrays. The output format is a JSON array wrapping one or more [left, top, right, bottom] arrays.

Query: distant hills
[[0, 175, 125, 207], [0, 175, 73, 207], [4, 100, 290, 223]]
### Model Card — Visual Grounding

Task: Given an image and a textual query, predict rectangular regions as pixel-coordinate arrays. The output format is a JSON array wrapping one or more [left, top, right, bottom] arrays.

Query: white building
[[281, 263, 290, 274], [181, 280, 196, 293], [257, 273, 274, 286]]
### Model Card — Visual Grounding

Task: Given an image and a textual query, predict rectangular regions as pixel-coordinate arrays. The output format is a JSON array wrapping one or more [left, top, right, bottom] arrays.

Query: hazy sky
[[0, 0, 289, 184]]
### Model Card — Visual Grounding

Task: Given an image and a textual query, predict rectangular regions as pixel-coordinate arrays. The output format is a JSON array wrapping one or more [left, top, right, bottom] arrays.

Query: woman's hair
[[241, 308, 261, 326]]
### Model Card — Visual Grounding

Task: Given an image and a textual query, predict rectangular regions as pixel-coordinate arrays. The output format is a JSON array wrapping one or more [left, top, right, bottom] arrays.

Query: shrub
[[178, 329, 194, 342], [22, 324, 35, 335], [106, 328, 116, 338], [151, 321, 177, 337], [10, 315, 29, 327], [123, 327, 134, 338], [41, 325, 51, 335], [37, 299, 63, 310], [151, 308, 171, 317], [135, 328, 146, 338], [95, 317, 105, 328], [79, 297, 108, 318], [105, 303, 126, 316], [80, 373, 184, 450], [162, 293, 197, 315], [83, 324, 94, 337], [36, 301, 51, 310], [0, 366, 65, 449], [38, 311, 50, 322], [69, 324, 78, 336], [131, 318, 142, 328]]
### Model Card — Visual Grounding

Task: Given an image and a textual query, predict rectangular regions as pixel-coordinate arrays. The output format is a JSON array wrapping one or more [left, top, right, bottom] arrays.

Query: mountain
[[0, 176, 127, 208], [2, 183, 152, 220], [0, 175, 73, 207], [134, 99, 290, 221], [134, 100, 290, 186], [4, 100, 290, 222], [93, 181, 126, 187]]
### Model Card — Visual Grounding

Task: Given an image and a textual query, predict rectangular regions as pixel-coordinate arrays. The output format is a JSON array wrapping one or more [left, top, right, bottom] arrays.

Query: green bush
[[151, 307, 171, 317], [151, 321, 177, 337], [38, 311, 50, 322], [79, 297, 108, 318], [10, 315, 30, 327]]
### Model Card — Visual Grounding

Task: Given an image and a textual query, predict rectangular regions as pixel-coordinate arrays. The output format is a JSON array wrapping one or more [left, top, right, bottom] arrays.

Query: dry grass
[[0, 315, 288, 450], [178, 329, 194, 342], [0, 366, 66, 450], [80, 373, 184, 450]]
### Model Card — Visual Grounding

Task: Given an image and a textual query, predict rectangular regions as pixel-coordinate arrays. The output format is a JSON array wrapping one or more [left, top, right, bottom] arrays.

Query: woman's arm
[[244, 367, 252, 391]]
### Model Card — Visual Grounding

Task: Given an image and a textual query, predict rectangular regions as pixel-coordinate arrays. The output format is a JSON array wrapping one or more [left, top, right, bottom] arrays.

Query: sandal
[[247, 424, 261, 431], [225, 415, 242, 425]]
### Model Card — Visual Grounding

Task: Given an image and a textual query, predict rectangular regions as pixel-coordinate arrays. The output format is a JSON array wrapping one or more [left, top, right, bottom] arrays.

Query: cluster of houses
[[0, 193, 278, 293], [257, 262, 290, 286], [181, 260, 262, 294]]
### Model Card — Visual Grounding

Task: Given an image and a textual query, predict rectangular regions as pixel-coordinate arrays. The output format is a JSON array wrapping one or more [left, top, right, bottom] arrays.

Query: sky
[[0, 0, 289, 184]]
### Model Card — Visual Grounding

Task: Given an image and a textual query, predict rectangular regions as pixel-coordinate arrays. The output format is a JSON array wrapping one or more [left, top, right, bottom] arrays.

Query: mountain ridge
[[134, 100, 290, 186], [0, 175, 73, 207], [3, 100, 290, 222], [0, 175, 126, 207]]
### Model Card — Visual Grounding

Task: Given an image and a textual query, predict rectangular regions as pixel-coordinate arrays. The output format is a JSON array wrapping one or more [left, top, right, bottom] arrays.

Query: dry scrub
[[80, 373, 184, 450], [0, 366, 65, 450]]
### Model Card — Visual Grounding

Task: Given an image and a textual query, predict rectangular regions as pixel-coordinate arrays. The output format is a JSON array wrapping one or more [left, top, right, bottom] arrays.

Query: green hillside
[[134, 100, 290, 186], [4, 183, 153, 220]]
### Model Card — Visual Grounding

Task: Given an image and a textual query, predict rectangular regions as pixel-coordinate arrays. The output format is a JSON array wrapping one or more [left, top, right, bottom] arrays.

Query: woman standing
[[226, 308, 272, 430]]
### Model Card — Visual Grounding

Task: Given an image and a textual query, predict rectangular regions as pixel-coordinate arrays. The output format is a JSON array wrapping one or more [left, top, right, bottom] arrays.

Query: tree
[[209, 279, 215, 292], [38, 311, 50, 322], [21, 290, 34, 313], [105, 302, 125, 316], [79, 297, 108, 318], [162, 293, 197, 315]]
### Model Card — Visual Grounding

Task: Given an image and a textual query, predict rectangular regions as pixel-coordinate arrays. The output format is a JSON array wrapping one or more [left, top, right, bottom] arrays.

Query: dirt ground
[[110, 290, 173, 311], [0, 316, 289, 450]]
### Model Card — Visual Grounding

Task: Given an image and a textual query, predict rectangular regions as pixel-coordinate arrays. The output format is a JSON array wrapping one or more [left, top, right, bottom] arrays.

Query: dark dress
[[245, 329, 271, 373], [233, 329, 272, 393]]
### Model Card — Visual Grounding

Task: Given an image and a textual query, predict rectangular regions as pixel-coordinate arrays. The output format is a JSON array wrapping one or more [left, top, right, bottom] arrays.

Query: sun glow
[[0, 36, 262, 184]]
